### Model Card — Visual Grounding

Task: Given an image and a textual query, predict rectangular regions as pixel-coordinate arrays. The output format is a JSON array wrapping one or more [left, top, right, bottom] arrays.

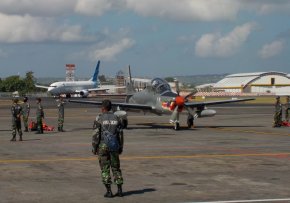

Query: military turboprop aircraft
[[69, 72, 254, 130]]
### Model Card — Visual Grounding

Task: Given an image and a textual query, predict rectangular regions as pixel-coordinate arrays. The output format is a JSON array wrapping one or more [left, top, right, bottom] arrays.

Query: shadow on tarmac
[[132, 123, 197, 131], [197, 125, 265, 128], [122, 188, 156, 197]]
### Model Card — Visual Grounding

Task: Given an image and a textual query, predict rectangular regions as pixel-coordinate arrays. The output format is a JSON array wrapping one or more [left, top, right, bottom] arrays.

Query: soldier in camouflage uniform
[[11, 98, 23, 141], [22, 96, 30, 132], [56, 96, 65, 132], [92, 99, 124, 198], [273, 96, 282, 127], [36, 98, 44, 134], [285, 96, 289, 122]]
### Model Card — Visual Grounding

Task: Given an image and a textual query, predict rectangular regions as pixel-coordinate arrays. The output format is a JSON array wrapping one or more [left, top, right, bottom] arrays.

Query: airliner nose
[[48, 87, 54, 93]]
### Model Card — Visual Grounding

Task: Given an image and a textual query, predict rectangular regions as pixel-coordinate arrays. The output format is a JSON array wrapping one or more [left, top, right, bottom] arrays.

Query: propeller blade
[[170, 106, 179, 123]]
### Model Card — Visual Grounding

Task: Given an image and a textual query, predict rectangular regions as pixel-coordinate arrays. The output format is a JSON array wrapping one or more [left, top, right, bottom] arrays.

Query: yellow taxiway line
[[1, 152, 290, 164], [209, 127, 290, 136]]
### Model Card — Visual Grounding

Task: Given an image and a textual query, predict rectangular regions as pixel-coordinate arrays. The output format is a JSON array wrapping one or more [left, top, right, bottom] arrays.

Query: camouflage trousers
[[273, 112, 282, 127], [37, 116, 43, 132], [98, 143, 123, 185], [12, 120, 22, 137], [58, 117, 64, 128], [286, 110, 289, 122], [23, 115, 29, 129]]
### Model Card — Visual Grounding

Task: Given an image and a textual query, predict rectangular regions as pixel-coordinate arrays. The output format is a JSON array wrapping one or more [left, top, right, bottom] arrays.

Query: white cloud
[[0, 0, 290, 21], [125, 0, 241, 21], [75, 0, 113, 16], [0, 0, 76, 16], [195, 22, 256, 58], [0, 13, 95, 43], [240, 0, 290, 15], [258, 40, 284, 59], [87, 38, 135, 61]]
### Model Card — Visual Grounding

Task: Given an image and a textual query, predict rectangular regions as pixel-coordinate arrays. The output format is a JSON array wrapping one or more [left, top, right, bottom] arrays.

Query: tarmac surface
[[1, 97, 290, 203]]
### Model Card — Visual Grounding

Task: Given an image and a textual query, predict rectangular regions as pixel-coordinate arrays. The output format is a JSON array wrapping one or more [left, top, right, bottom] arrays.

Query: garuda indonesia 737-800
[[69, 72, 255, 130], [35, 61, 110, 98]]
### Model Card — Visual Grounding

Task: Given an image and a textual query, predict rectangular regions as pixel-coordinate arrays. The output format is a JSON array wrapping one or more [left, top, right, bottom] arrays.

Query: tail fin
[[126, 65, 135, 94], [90, 60, 100, 82]]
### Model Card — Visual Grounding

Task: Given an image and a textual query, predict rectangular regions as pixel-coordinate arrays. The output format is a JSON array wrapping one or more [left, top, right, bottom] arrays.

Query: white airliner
[[35, 61, 109, 98]]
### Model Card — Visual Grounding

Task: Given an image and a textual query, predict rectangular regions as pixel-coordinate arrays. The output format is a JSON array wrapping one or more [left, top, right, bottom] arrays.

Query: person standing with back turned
[[36, 98, 44, 134], [22, 96, 30, 132], [273, 96, 282, 127], [92, 99, 124, 198], [56, 96, 65, 132]]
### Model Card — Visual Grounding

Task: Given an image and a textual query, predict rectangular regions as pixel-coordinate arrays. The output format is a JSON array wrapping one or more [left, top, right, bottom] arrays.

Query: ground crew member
[[285, 96, 290, 122], [273, 96, 282, 127], [36, 98, 44, 134], [92, 99, 124, 198], [56, 96, 65, 132], [11, 98, 23, 141], [22, 96, 30, 132]]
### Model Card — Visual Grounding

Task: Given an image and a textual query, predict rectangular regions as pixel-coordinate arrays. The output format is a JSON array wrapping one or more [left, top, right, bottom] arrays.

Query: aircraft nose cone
[[175, 96, 185, 106]]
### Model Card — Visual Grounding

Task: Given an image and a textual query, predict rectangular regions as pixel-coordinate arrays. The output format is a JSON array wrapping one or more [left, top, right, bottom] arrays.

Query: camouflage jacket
[[92, 112, 124, 150]]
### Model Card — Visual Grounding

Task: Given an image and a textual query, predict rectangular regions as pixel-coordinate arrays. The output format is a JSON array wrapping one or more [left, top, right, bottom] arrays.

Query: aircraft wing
[[185, 98, 255, 108], [35, 84, 49, 89], [69, 100, 153, 110], [75, 88, 110, 93]]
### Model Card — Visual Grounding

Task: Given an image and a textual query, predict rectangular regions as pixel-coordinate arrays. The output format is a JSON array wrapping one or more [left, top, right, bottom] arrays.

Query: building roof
[[214, 71, 289, 88]]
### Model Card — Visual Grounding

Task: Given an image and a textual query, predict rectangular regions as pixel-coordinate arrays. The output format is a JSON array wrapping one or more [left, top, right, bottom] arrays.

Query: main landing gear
[[187, 114, 194, 129]]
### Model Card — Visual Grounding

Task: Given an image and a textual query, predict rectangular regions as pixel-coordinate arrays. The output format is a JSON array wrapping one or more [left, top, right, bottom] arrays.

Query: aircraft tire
[[122, 119, 128, 129], [187, 118, 193, 128], [174, 122, 180, 131]]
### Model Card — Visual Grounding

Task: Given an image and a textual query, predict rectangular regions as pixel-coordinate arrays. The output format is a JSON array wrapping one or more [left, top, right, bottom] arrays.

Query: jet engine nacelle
[[114, 110, 128, 129], [198, 109, 216, 118], [80, 90, 89, 98]]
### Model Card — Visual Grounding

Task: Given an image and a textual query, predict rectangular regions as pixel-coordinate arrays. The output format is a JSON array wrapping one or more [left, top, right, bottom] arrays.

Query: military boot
[[104, 184, 113, 198], [10, 135, 16, 141], [116, 184, 123, 197], [19, 135, 23, 141]]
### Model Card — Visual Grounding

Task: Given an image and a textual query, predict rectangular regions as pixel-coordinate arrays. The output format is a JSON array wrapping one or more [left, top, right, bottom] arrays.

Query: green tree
[[23, 71, 36, 93], [2, 75, 26, 93], [0, 78, 3, 91], [164, 77, 175, 82]]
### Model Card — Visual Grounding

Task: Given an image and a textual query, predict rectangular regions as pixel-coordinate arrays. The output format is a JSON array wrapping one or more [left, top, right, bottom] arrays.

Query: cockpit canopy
[[151, 78, 172, 94]]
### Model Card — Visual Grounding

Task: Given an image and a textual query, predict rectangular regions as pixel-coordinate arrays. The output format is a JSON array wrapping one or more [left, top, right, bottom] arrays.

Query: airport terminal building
[[213, 72, 290, 95]]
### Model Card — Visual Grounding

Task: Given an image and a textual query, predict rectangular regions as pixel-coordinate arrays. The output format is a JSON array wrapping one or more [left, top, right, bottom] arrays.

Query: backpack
[[101, 114, 120, 152], [102, 130, 120, 152]]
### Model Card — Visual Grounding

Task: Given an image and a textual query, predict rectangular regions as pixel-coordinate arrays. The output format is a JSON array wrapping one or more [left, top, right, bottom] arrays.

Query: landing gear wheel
[[174, 122, 180, 131], [187, 114, 194, 129], [187, 119, 193, 128], [122, 119, 128, 129]]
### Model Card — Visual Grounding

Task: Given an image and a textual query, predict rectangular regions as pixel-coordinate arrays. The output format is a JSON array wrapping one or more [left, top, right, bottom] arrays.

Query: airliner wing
[[75, 88, 109, 93], [69, 99, 153, 110], [35, 84, 49, 89], [185, 98, 255, 108]]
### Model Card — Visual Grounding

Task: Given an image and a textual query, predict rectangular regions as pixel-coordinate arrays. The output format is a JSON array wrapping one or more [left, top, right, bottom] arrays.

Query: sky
[[0, 0, 290, 78]]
